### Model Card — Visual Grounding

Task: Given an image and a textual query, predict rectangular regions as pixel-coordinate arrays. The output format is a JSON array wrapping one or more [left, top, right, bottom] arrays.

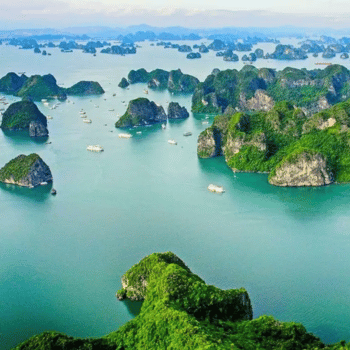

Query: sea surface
[[1, 40, 350, 349]]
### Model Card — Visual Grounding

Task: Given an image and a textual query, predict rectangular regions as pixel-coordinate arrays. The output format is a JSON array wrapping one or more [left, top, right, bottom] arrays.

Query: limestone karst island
[[3, 4, 350, 350]]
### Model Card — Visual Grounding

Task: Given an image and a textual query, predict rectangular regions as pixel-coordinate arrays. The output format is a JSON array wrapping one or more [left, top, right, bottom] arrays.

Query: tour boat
[[87, 145, 104, 152], [183, 132, 192, 136], [40, 182, 48, 186], [202, 121, 209, 125], [161, 123, 166, 130], [168, 139, 177, 145], [51, 189, 57, 195], [207, 184, 225, 193], [136, 131, 142, 134], [83, 119, 92, 123], [47, 115, 53, 119], [144, 89, 149, 94], [118, 133, 132, 138]]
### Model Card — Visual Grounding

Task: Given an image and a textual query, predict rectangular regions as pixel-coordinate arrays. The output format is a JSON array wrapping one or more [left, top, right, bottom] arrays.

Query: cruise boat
[[41, 99, 48, 103], [168, 139, 177, 145], [202, 121, 209, 125], [207, 184, 225, 193], [87, 145, 104, 152], [136, 131, 142, 134], [161, 124, 166, 130], [47, 115, 53, 119], [83, 119, 92, 123], [118, 133, 132, 138], [183, 132, 192, 136]]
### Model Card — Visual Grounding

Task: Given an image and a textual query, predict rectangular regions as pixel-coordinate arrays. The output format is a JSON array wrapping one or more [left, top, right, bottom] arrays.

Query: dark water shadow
[[122, 299, 143, 317], [0, 182, 53, 202], [167, 118, 187, 127], [2, 130, 49, 144]]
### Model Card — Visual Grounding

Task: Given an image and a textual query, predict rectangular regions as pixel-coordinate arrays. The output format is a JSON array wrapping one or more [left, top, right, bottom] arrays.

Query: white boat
[[118, 133, 132, 138], [83, 119, 92, 123], [41, 99, 47, 102], [207, 184, 225, 193], [108, 109, 115, 111], [202, 121, 209, 125], [161, 123, 166, 130], [47, 115, 53, 119], [183, 132, 192, 136], [40, 182, 48, 186], [87, 145, 104, 152], [144, 89, 149, 94], [43, 102, 50, 107], [136, 131, 142, 134], [168, 139, 177, 145]]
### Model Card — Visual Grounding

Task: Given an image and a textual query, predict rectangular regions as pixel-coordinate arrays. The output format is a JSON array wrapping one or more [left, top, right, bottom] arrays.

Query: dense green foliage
[[198, 99, 350, 184], [115, 98, 166, 128], [1, 100, 47, 130], [65, 81, 105, 95], [13, 251, 350, 349], [16, 74, 66, 101], [125, 68, 199, 93], [0, 154, 40, 182], [0, 72, 27, 94], [192, 64, 350, 113]]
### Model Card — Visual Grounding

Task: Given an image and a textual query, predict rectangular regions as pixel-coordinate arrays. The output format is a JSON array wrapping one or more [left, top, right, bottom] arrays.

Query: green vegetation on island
[[198, 99, 350, 186], [192, 64, 350, 115], [121, 68, 199, 93], [0, 72, 104, 100], [1, 100, 48, 137], [115, 98, 166, 127], [0, 153, 52, 187], [12, 252, 350, 349], [65, 81, 105, 95]]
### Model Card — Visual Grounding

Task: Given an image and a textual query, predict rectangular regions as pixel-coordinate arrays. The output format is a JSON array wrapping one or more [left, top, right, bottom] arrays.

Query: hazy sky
[[1, 0, 350, 29]]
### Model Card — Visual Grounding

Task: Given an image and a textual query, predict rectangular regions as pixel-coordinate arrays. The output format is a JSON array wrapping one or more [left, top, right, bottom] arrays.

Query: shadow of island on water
[[2, 129, 49, 145], [121, 299, 143, 317], [0, 181, 53, 202]]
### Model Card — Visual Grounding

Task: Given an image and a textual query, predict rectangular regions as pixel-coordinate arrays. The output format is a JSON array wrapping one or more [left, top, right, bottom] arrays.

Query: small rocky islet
[[12, 252, 349, 349], [0, 153, 52, 188], [115, 98, 188, 127], [1, 100, 49, 137]]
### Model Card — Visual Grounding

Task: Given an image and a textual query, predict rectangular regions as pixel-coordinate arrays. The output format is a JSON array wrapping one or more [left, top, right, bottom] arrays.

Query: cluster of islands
[[3, 45, 350, 345], [11, 252, 350, 349], [3, 64, 350, 190], [4, 34, 350, 62]]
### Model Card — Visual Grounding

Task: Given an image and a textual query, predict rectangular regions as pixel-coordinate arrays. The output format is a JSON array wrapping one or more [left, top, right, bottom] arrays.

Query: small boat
[[202, 121, 209, 125], [83, 119, 92, 123], [108, 109, 115, 111], [45, 141, 52, 144], [41, 99, 48, 102], [207, 184, 225, 193], [40, 182, 48, 186], [136, 131, 142, 134], [94, 105, 99, 108], [118, 133, 132, 138], [87, 145, 104, 152], [113, 93, 116, 97], [51, 189, 57, 195], [161, 124, 166, 130], [144, 89, 149, 94], [43, 102, 50, 107], [183, 132, 192, 136], [168, 139, 177, 145], [47, 115, 53, 119]]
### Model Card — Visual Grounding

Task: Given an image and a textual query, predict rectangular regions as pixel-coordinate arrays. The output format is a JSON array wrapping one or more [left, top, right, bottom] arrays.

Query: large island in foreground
[[11, 252, 349, 349]]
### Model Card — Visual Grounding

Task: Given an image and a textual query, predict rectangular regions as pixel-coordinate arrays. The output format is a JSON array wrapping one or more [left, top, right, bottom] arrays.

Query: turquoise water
[[1, 42, 350, 349]]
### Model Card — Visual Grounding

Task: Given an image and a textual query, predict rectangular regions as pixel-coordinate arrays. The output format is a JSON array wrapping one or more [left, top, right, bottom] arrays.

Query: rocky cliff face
[[167, 102, 189, 119], [0, 154, 52, 187], [65, 81, 104, 95], [242, 90, 275, 111], [268, 151, 333, 187], [28, 121, 48, 137]]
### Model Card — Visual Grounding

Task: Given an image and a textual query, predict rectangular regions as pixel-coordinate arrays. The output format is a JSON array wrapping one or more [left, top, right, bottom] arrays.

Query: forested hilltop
[[192, 64, 350, 116], [12, 252, 350, 349], [198, 99, 350, 186]]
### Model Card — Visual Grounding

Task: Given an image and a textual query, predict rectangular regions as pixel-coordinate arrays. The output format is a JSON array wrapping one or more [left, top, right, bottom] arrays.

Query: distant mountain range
[[1, 25, 350, 40]]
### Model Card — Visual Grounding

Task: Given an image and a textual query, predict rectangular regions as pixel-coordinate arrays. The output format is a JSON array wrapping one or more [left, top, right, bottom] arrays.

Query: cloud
[[1, 0, 350, 29]]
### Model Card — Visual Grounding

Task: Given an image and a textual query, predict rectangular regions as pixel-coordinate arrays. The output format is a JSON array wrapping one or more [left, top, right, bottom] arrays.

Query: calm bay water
[[1, 41, 350, 349]]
